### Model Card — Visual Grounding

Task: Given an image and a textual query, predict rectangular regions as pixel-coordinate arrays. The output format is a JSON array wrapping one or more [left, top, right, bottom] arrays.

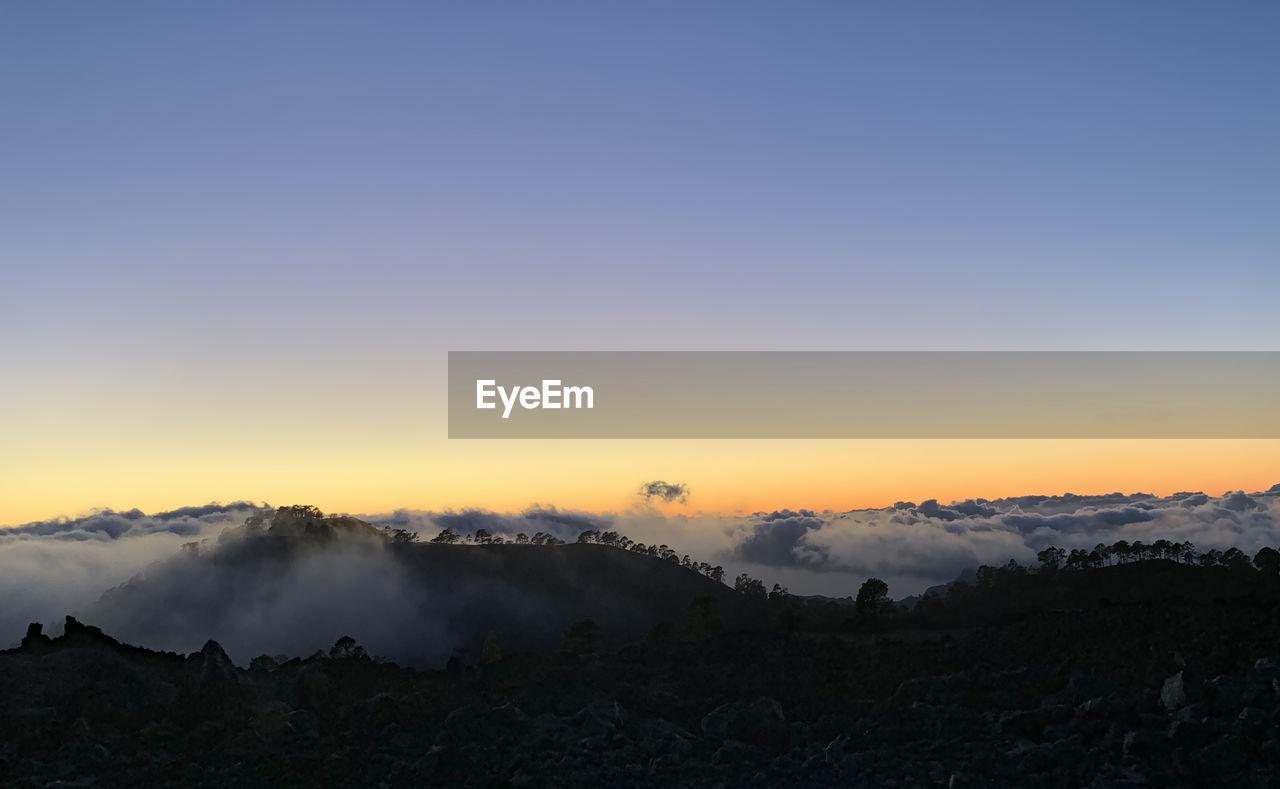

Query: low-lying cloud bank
[[0, 502, 264, 543], [362, 486, 1280, 597], [0, 503, 264, 648], [730, 487, 1280, 581], [3, 488, 1279, 662]]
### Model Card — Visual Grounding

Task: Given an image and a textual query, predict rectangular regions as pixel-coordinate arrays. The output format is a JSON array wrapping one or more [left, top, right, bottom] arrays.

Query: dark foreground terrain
[[3, 576, 1280, 788]]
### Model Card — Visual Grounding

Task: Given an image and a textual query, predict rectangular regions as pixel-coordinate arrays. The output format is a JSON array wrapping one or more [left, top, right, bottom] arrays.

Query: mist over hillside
[[82, 506, 755, 667], [5, 506, 1280, 787], [365, 486, 1280, 597], [2, 488, 1279, 665]]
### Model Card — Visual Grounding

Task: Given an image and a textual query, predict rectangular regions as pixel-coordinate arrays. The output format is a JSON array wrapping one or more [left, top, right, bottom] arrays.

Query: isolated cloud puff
[[639, 481, 690, 504]]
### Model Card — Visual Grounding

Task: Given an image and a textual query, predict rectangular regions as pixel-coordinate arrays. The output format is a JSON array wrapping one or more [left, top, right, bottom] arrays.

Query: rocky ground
[[2, 594, 1279, 788]]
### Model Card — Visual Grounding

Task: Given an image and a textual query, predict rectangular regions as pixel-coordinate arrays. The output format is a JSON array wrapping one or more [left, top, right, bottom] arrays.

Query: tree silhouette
[[430, 528, 460, 544], [1037, 546, 1066, 570], [382, 526, 418, 544], [1254, 546, 1280, 574], [1222, 547, 1252, 570], [329, 635, 367, 661], [734, 573, 767, 600], [855, 577, 890, 635]]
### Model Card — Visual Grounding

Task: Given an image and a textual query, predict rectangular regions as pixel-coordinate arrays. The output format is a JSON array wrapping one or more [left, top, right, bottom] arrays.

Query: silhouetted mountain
[[4, 506, 1280, 786], [86, 506, 759, 667], [5, 561, 1280, 787]]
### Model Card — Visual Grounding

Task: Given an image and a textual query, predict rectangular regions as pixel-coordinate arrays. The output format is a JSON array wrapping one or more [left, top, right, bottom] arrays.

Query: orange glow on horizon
[[3, 438, 1276, 527]]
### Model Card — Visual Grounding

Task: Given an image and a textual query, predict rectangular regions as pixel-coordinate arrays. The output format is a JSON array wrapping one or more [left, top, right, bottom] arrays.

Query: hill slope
[[86, 529, 756, 667]]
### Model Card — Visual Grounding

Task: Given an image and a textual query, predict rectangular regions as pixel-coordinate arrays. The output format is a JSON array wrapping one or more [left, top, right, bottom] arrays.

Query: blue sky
[[6, 2, 1278, 354], [2, 3, 1278, 523]]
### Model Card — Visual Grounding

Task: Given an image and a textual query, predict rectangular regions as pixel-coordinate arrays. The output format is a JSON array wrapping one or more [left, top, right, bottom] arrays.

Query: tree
[[1152, 539, 1173, 561], [855, 577, 890, 633], [1254, 546, 1280, 574], [329, 635, 367, 661], [382, 527, 418, 544], [1037, 546, 1066, 571], [1199, 549, 1222, 567], [1222, 547, 1252, 570], [975, 565, 997, 587], [1065, 549, 1090, 570], [734, 573, 767, 600], [430, 528, 460, 544]]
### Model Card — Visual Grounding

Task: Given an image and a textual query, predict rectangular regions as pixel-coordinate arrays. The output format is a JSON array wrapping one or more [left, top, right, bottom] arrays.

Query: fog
[[3, 486, 1278, 665]]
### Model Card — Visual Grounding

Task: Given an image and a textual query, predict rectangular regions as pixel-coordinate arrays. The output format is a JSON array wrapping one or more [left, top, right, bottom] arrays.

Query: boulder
[[1122, 729, 1165, 759], [701, 697, 789, 750], [571, 699, 627, 739], [1160, 672, 1189, 712], [1167, 717, 1208, 749], [711, 740, 763, 765]]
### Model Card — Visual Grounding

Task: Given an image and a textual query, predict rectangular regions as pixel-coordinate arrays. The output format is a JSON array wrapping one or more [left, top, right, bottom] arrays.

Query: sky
[[2, 2, 1278, 526]]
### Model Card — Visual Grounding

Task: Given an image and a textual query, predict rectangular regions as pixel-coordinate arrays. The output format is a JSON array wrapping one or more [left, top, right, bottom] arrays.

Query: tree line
[[1035, 539, 1279, 573]]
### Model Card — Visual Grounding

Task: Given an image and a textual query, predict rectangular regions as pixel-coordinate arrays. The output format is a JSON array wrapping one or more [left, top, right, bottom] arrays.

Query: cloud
[[0, 502, 263, 543], [76, 510, 731, 668], [84, 529, 456, 666], [0, 503, 261, 647], [4, 488, 1279, 663], [713, 488, 1280, 593], [735, 510, 826, 567], [639, 480, 689, 504]]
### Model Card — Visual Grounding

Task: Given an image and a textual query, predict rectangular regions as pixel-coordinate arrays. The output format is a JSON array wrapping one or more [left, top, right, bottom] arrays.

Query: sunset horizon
[[3, 4, 1278, 785]]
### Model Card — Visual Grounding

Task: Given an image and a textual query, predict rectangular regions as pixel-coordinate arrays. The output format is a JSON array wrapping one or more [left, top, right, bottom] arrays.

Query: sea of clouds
[[4, 486, 1278, 660]]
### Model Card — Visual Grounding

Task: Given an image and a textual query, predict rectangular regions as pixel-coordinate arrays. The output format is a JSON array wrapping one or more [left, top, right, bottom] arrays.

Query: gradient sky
[[3, 3, 1278, 525]]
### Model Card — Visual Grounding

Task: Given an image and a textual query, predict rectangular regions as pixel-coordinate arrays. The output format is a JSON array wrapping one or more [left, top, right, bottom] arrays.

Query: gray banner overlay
[[448, 352, 1280, 438]]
